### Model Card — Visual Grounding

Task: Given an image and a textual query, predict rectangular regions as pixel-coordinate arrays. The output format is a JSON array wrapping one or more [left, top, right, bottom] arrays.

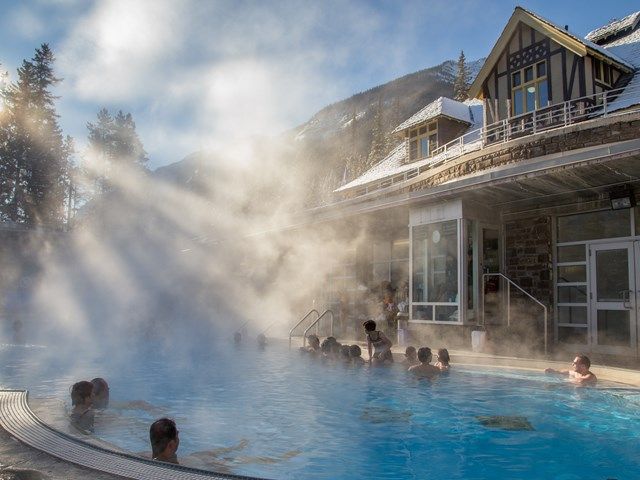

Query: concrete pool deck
[[0, 346, 638, 480]]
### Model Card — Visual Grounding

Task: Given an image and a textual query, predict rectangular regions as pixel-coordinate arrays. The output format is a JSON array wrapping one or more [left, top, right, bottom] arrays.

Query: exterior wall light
[[609, 186, 635, 210]]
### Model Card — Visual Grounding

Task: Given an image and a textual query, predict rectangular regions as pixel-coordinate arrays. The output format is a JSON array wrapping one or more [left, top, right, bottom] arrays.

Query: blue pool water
[[1, 342, 639, 479]]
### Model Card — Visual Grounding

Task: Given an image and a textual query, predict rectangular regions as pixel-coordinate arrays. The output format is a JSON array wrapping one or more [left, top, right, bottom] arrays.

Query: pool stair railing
[[481, 273, 549, 356], [289, 309, 334, 348], [0, 390, 268, 480]]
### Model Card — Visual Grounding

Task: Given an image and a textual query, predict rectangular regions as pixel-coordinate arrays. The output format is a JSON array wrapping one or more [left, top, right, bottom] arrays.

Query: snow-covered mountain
[[155, 57, 485, 206]]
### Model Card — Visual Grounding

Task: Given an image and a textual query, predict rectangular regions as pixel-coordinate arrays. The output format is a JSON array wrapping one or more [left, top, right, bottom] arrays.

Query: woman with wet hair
[[434, 348, 451, 371], [70, 381, 94, 432], [300, 334, 321, 356], [91, 377, 110, 409], [363, 320, 393, 364]]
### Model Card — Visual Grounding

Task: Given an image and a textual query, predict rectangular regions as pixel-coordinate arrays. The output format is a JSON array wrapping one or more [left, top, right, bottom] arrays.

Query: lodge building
[[305, 7, 640, 358]]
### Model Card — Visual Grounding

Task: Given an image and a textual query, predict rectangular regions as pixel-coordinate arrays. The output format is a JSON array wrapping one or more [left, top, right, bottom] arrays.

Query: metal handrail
[[289, 309, 319, 348], [302, 309, 334, 347], [234, 319, 250, 335], [353, 81, 640, 198], [482, 273, 548, 356]]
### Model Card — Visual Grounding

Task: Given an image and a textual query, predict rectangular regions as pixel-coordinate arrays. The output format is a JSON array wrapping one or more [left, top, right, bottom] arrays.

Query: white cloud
[[7, 6, 47, 40], [58, 0, 186, 102]]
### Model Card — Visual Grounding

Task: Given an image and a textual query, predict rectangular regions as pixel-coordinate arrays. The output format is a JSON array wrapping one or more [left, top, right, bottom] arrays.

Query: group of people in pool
[[69, 378, 183, 462], [300, 319, 450, 378], [301, 319, 597, 385], [69, 377, 109, 433]]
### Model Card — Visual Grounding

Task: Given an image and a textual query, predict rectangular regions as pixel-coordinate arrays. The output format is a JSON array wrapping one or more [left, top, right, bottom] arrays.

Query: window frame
[[408, 121, 438, 161], [593, 58, 612, 87], [511, 60, 549, 116]]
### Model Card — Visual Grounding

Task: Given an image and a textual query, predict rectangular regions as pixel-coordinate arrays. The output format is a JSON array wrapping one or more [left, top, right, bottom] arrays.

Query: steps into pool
[[0, 390, 265, 480]]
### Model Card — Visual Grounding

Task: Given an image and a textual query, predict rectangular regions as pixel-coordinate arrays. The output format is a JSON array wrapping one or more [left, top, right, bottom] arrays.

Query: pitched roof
[[392, 97, 473, 133], [586, 11, 640, 44], [469, 7, 634, 99]]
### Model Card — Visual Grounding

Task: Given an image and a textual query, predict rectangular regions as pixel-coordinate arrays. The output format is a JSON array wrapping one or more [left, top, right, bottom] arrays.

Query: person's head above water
[[572, 354, 591, 373], [150, 418, 179, 464], [349, 344, 362, 358], [437, 349, 450, 365], [405, 346, 417, 359], [340, 344, 351, 359], [90, 377, 109, 409], [363, 320, 376, 332], [307, 334, 320, 349], [417, 347, 433, 364], [71, 381, 93, 407]]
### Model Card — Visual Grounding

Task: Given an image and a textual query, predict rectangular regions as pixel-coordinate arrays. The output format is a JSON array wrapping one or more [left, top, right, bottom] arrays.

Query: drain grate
[[0, 390, 268, 480]]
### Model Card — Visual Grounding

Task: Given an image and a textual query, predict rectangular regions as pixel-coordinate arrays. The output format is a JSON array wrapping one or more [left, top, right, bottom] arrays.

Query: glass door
[[589, 242, 638, 356], [480, 225, 502, 325]]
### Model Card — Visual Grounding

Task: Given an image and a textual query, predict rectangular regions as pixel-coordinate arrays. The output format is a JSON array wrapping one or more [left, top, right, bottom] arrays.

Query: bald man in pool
[[545, 354, 597, 385]]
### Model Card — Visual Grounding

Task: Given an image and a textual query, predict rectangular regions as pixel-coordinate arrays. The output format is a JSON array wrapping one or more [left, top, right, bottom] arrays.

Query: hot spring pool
[[1, 342, 639, 479]]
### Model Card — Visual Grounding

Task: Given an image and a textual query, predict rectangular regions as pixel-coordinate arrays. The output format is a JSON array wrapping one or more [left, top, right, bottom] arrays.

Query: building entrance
[[589, 241, 639, 356]]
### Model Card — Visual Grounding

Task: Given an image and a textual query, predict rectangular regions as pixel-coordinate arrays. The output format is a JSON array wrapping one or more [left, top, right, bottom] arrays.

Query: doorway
[[589, 241, 639, 356], [480, 225, 502, 324]]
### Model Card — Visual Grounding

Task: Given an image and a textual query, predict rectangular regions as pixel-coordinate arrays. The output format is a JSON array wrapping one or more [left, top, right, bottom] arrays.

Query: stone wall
[[504, 215, 553, 305], [503, 215, 553, 349]]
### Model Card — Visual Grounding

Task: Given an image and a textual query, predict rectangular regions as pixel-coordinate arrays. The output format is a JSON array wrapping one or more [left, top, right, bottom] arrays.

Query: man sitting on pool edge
[[150, 418, 180, 464], [545, 354, 597, 385]]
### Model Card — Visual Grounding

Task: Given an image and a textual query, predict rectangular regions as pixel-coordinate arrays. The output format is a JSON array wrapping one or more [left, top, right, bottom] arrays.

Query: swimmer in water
[[401, 346, 419, 367], [70, 381, 94, 433], [545, 354, 597, 385], [408, 347, 441, 379], [434, 348, 451, 371]]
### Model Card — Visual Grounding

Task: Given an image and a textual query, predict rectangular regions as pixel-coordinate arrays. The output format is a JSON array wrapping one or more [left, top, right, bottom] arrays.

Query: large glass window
[[511, 61, 549, 115], [371, 239, 409, 303], [412, 220, 459, 322], [557, 209, 631, 243]]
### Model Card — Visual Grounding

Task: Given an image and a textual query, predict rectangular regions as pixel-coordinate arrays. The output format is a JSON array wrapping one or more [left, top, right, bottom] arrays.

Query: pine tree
[[367, 96, 386, 169], [112, 110, 148, 168], [85, 108, 148, 195], [0, 44, 71, 226], [453, 50, 471, 101], [0, 65, 11, 221], [86, 108, 115, 194]]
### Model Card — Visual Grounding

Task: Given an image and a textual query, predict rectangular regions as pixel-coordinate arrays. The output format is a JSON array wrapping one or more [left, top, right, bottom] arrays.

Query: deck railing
[[351, 81, 640, 198]]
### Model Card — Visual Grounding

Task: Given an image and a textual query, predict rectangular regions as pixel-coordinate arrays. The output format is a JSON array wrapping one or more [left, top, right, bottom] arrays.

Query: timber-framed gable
[[470, 7, 632, 125]]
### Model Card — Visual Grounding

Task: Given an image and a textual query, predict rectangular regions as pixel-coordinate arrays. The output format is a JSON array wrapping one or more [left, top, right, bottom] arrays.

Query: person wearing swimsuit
[[363, 320, 393, 364]]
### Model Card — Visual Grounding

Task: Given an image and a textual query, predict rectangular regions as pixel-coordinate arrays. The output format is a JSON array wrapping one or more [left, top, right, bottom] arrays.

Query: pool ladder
[[289, 309, 334, 348]]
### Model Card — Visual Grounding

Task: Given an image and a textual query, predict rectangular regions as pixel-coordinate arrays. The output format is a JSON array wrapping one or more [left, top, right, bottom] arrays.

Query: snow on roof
[[335, 143, 407, 192], [520, 7, 635, 71], [600, 17, 640, 69], [598, 11, 640, 112], [392, 97, 473, 133], [586, 11, 640, 44], [335, 125, 485, 193], [605, 72, 640, 113]]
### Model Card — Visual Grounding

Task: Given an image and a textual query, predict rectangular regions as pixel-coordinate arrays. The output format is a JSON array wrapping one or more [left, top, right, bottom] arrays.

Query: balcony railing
[[351, 81, 640, 198]]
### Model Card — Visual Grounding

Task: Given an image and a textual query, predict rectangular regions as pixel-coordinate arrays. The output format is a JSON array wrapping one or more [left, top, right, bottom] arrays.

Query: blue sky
[[0, 0, 638, 168]]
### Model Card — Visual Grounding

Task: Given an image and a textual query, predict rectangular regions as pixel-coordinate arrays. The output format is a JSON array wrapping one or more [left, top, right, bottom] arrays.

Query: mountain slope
[[156, 57, 485, 206]]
